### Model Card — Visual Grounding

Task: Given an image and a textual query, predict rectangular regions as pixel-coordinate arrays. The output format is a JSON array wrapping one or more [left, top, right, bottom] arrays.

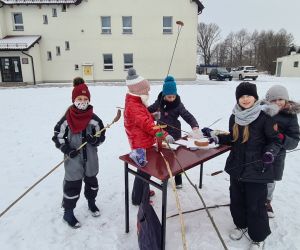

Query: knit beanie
[[72, 83, 90, 102], [162, 75, 177, 96], [265, 85, 289, 102], [126, 68, 150, 95], [235, 82, 258, 101]]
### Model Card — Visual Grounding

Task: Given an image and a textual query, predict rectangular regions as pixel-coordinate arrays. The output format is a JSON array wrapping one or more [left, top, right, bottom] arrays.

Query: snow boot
[[88, 200, 100, 217], [249, 241, 265, 250], [63, 209, 81, 229], [266, 200, 275, 218], [229, 228, 247, 240]]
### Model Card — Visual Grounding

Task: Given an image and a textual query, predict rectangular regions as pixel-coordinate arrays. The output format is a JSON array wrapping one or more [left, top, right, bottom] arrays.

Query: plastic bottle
[[155, 131, 164, 152]]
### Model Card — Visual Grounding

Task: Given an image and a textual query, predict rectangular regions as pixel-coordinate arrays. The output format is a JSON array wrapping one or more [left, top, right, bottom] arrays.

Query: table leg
[[161, 179, 168, 250], [124, 162, 129, 233], [199, 163, 203, 189]]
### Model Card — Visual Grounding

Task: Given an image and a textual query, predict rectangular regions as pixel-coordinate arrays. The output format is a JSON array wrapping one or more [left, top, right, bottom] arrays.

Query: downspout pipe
[[21, 51, 36, 85]]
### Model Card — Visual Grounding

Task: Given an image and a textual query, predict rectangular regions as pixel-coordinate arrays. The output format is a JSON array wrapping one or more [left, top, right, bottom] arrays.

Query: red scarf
[[66, 105, 93, 134]]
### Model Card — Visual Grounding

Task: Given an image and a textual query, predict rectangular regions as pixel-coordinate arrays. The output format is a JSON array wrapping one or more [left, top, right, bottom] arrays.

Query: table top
[[119, 144, 231, 180]]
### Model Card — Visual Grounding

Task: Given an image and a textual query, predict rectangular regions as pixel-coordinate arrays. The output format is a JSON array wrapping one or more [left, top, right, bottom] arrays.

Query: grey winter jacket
[[148, 92, 198, 140], [272, 101, 300, 180], [52, 111, 105, 181]]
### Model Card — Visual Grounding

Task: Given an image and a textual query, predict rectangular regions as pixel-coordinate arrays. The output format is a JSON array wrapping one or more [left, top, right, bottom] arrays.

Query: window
[[124, 53, 133, 70], [12, 13, 24, 31], [56, 46, 61, 56], [163, 16, 172, 34], [62, 4, 67, 12], [52, 8, 57, 17], [43, 15, 48, 24], [75, 64, 79, 70], [122, 16, 132, 34], [294, 61, 299, 68], [103, 54, 113, 70], [47, 51, 52, 61], [101, 16, 111, 34], [65, 41, 70, 51]]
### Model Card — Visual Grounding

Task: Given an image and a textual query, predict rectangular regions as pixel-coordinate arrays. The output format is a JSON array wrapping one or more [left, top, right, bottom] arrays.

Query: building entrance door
[[0, 57, 23, 82], [276, 62, 282, 77]]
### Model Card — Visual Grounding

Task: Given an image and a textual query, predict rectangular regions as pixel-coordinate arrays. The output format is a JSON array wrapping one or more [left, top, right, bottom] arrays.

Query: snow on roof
[[0, 35, 41, 51], [0, 0, 82, 5]]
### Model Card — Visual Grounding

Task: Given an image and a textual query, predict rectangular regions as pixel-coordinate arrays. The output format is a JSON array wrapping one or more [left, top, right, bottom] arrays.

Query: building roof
[[0, 0, 82, 5], [192, 0, 205, 14], [0, 35, 41, 51]]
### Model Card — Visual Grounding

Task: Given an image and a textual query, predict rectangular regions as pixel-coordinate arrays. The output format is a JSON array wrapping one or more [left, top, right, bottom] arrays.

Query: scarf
[[66, 105, 93, 134], [157, 92, 181, 111], [232, 100, 262, 126]]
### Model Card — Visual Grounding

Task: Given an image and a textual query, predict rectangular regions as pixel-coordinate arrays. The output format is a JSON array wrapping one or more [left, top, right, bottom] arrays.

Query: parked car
[[231, 66, 258, 80], [209, 68, 232, 81]]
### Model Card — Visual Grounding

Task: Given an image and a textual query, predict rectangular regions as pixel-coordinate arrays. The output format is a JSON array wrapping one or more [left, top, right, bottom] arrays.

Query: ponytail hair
[[232, 123, 250, 143]]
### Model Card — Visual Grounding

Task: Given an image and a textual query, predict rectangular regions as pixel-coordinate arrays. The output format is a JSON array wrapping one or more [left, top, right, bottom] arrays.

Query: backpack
[[137, 184, 161, 250]]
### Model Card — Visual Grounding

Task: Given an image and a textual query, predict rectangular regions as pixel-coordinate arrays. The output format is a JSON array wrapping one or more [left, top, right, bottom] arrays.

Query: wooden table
[[119, 144, 231, 250]]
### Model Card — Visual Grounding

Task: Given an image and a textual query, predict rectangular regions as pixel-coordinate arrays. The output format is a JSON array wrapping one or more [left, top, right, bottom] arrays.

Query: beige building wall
[[1, 0, 199, 83], [276, 53, 300, 77], [0, 8, 7, 38]]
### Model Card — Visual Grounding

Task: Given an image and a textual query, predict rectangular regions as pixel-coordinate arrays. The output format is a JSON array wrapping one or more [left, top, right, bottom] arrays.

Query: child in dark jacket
[[148, 76, 200, 188], [265, 85, 300, 218], [52, 77, 105, 228], [206, 82, 281, 249]]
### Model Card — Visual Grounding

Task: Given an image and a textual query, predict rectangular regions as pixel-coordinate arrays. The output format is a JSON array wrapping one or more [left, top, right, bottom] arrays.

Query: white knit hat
[[266, 85, 289, 102], [126, 68, 150, 95]]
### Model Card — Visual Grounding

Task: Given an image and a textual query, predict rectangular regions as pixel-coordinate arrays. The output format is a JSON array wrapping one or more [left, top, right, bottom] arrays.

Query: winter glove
[[262, 152, 275, 164], [129, 148, 148, 168], [68, 148, 80, 158], [86, 134, 98, 145], [61, 144, 79, 158], [165, 135, 175, 144], [208, 135, 219, 144], [278, 133, 285, 142], [188, 127, 203, 139], [152, 111, 161, 121], [201, 127, 213, 137]]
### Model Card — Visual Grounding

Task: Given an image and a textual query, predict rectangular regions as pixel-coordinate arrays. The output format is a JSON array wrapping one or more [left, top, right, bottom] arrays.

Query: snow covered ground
[[0, 75, 299, 250]]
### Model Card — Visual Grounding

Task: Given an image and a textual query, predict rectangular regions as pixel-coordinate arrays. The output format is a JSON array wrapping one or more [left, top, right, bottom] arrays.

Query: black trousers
[[132, 170, 151, 206], [62, 176, 99, 210], [230, 178, 271, 242]]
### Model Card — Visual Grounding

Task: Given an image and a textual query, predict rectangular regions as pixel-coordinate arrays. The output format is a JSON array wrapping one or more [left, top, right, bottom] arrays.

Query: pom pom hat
[[72, 82, 90, 103], [162, 75, 177, 96], [126, 68, 150, 95]]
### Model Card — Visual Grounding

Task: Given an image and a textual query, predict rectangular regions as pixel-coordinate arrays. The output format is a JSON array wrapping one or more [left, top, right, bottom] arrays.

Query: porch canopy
[[0, 35, 41, 51]]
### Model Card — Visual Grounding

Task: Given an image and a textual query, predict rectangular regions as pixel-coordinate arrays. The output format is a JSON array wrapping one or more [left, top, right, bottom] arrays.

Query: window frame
[[47, 51, 52, 61], [123, 53, 133, 70], [52, 8, 57, 17], [122, 16, 132, 34], [101, 16, 111, 34], [163, 16, 173, 34], [103, 53, 113, 71], [12, 12, 24, 31]]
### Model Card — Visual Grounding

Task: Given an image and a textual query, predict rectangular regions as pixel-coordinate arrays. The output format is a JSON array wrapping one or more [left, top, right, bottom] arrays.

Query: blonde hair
[[232, 123, 250, 143]]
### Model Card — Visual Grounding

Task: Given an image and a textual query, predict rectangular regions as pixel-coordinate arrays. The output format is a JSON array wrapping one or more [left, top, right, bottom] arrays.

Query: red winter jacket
[[124, 94, 161, 149]]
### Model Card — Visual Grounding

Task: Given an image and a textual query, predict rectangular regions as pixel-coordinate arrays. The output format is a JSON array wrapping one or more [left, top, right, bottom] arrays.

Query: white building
[[276, 51, 300, 77], [0, 0, 204, 84]]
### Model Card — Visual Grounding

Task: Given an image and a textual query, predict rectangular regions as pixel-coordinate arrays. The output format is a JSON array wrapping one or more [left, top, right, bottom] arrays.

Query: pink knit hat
[[126, 68, 150, 95]]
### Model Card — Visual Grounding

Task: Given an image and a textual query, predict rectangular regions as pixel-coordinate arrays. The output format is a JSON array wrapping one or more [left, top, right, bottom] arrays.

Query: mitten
[[152, 111, 161, 121], [68, 149, 80, 158], [208, 135, 219, 144], [278, 133, 285, 142], [86, 134, 98, 145], [188, 127, 203, 139], [201, 127, 213, 137], [129, 148, 148, 168], [262, 152, 274, 164], [165, 135, 175, 144]]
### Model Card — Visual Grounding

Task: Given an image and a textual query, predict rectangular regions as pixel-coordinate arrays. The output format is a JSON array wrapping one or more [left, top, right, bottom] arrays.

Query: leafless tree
[[197, 23, 221, 67]]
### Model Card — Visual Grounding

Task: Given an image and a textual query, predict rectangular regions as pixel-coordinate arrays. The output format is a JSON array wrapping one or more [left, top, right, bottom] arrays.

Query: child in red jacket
[[124, 68, 174, 205]]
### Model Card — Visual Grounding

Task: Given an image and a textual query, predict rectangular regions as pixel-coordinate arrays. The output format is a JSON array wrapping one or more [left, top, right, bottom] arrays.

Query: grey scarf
[[233, 101, 263, 126], [233, 100, 279, 126]]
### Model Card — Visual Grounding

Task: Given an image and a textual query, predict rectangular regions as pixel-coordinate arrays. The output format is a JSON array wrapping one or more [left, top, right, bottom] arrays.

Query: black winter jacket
[[148, 92, 198, 140], [272, 101, 300, 180], [218, 110, 282, 183]]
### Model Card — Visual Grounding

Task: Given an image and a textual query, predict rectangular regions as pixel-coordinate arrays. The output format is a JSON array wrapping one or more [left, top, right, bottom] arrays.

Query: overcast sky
[[199, 0, 300, 45]]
